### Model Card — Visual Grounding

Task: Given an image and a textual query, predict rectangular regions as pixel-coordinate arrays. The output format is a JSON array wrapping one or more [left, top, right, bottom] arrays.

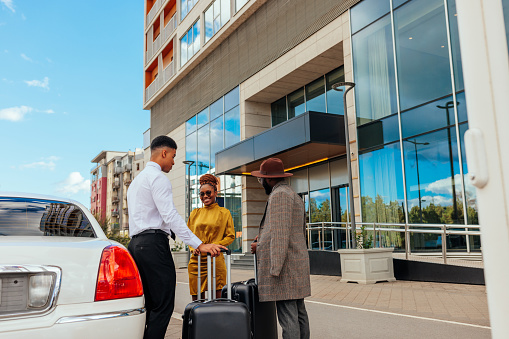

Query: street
[[167, 268, 490, 339]]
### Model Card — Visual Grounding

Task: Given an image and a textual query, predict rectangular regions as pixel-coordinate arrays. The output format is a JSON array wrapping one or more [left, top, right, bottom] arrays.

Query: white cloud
[[25, 77, 49, 90], [41, 109, 54, 114], [20, 53, 32, 62], [0, 105, 32, 121], [1, 0, 15, 13], [57, 172, 90, 195], [19, 156, 60, 171]]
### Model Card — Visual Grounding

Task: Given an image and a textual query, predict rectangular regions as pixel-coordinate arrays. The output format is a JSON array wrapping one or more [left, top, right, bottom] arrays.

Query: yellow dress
[[187, 203, 235, 295]]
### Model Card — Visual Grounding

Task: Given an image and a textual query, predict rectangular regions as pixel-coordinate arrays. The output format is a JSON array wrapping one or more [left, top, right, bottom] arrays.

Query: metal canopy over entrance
[[215, 111, 347, 175]]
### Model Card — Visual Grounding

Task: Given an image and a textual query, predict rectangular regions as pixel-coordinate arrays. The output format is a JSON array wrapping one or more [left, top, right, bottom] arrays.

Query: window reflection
[[403, 128, 463, 224], [210, 97, 223, 120], [186, 131, 197, 176], [210, 117, 224, 170], [305, 77, 326, 113], [503, 0, 509, 54], [351, 0, 390, 34], [359, 143, 405, 223], [394, 0, 452, 111], [446, 0, 464, 92], [186, 115, 197, 135], [353, 14, 397, 125], [271, 97, 287, 126], [225, 106, 240, 147], [401, 95, 456, 139], [197, 108, 209, 129], [225, 87, 239, 112], [325, 68, 345, 115], [459, 123, 478, 225], [310, 189, 331, 223], [288, 88, 305, 119], [197, 126, 210, 175], [358, 114, 399, 151]]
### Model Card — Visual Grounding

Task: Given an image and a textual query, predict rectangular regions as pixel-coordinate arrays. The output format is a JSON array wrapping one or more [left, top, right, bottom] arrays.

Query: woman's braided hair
[[199, 174, 218, 191]]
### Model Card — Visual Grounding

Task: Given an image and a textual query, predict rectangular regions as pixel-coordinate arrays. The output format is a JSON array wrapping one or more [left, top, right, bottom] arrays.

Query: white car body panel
[[0, 193, 146, 338]]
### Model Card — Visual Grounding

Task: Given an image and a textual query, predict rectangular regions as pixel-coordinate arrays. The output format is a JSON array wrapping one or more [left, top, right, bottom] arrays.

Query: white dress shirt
[[127, 161, 202, 249]]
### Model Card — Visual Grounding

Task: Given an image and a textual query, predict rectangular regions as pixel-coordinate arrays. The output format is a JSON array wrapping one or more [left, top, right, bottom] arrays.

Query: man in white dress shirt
[[127, 135, 226, 339]]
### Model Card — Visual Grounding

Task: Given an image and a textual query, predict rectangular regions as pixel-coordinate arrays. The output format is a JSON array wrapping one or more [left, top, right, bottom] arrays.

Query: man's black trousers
[[128, 232, 176, 339]]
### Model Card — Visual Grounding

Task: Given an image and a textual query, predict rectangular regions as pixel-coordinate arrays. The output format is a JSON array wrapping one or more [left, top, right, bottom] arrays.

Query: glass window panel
[[180, 33, 188, 66], [305, 77, 326, 113], [181, 0, 188, 19], [310, 189, 331, 223], [393, 0, 409, 9], [446, 0, 464, 91], [359, 142, 405, 223], [288, 88, 305, 119], [197, 108, 209, 129], [186, 131, 197, 177], [205, 6, 213, 42], [326, 67, 345, 115], [224, 106, 240, 147], [308, 163, 329, 191], [193, 21, 200, 56], [353, 15, 397, 125], [197, 126, 210, 175], [221, 0, 230, 27], [210, 97, 224, 120], [403, 128, 463, 224], [186, 115, 197, 135], [459, 123, 478, 225], [225, 87, 239, 112], [351, 0, 390, 34], [401, 95, 456, 139], [236, 0, 248, 12], [214, 17, 221, 33], [210, 117, 224, 170], [330, 158, 348, 187], [271, 97, 287, 126], [358, 114, 399, 151], [214, 1, 220, 17], [394, 0, 453, 111], [456, 91, 467, 123], [289, 168, 308, 194]]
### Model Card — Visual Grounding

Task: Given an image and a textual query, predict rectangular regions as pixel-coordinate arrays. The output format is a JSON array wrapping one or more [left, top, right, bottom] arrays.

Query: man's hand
[[196, 243, 227, 257], [251, 235, 258, 254]]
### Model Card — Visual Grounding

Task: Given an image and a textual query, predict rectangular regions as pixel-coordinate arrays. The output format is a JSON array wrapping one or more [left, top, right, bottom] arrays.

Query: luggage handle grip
[[197, 248, 232, 301]]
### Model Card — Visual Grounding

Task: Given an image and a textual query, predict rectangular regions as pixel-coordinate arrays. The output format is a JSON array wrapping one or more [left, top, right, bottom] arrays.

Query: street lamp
[[405, 139, 429, 223], [332, 82, 357, 248], [436, 101, 460, 223]]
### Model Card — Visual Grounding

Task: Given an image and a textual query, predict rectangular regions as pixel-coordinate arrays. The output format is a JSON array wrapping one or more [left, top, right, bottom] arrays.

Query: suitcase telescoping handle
[[253, 253, 258, 285], [196, 248, 232, 301]]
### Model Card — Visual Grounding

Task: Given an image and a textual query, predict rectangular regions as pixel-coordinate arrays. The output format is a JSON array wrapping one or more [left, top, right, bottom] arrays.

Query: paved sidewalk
[[165, 268, 489, 338]]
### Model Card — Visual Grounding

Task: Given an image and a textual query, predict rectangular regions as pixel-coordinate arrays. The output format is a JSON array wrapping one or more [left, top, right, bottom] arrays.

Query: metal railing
[[146, 0, 161, 28], [306, 221, 482, 264], [163, 14, 177, 42]]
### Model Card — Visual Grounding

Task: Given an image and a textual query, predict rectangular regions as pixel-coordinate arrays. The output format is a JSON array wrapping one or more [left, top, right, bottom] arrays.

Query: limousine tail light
[[95, 245, 143, 301]]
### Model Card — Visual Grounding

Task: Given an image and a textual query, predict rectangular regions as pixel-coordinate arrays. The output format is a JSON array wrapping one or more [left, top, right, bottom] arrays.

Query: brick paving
[[165, 268, 489, 338]]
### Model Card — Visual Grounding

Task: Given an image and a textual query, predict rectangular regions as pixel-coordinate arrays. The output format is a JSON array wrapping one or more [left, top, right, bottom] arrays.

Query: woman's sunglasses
[[199, 190, 213, 198]]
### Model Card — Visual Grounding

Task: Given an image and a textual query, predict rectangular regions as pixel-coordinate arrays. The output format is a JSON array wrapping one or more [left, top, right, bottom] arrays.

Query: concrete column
[[242, 176, 267, 253]]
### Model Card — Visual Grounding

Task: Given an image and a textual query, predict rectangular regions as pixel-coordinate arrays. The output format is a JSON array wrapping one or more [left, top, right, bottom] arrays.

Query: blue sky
[[0, 1, 149, 207]]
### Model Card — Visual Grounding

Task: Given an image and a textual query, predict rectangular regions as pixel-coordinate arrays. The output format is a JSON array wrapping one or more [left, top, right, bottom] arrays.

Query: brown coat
[[256, 181, 311, 302]]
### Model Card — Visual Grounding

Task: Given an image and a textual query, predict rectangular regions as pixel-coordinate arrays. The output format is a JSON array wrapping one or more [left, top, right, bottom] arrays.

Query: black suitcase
[[182, 249, 251, 339], [222, 254, 278, 339]]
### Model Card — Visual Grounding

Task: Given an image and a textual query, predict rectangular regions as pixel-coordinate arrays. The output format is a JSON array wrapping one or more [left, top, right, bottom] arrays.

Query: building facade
[[143, 0, 480, 255], [91, 151, 135, 234]]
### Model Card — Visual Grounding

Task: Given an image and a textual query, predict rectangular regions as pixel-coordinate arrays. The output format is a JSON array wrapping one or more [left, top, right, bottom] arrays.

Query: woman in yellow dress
[[188, 174, 235, 300]]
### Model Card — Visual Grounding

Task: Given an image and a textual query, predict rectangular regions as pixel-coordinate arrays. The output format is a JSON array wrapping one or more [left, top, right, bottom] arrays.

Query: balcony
[[112, 196, 119, 204], [124, 179, 132, 186], [163, 14, 177, 44], [146, 14, 176, 65], [111, 209, 119, 217], [124, 163, 132, 172], [145, 61, 175, 102], [122, 223, 129, 230], [123, 208, 129, 215], [114, 166, 123, 175], [146, 0, 161, 28], [112, 181, 120, 189]]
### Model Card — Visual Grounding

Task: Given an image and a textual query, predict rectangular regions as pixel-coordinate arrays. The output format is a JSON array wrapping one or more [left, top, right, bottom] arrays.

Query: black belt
[[133, 229, 169, 238]]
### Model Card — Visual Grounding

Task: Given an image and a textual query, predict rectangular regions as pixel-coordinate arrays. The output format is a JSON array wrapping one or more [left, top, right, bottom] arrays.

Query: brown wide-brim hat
[[251, 158, 293, 178]]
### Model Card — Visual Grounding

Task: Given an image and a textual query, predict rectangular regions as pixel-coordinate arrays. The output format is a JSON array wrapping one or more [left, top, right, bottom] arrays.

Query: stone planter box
[[172, 251, 190, 269], [338, 248, 395, 284]]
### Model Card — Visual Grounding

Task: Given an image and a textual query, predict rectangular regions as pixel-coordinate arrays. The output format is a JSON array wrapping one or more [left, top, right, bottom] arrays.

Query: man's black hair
[[150, 135, 178, 151]]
